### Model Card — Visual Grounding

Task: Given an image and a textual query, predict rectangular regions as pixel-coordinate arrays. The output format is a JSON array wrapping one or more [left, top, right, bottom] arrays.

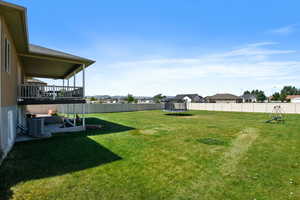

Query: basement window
[[4, 38, 11, 73]]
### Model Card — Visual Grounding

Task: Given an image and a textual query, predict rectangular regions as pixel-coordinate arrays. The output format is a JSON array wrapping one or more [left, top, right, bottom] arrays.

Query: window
[[4, 38, 11, 73]]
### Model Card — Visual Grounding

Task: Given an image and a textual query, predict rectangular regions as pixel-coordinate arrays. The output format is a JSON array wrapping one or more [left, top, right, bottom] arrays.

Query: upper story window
[[4, 38, 11, 73]]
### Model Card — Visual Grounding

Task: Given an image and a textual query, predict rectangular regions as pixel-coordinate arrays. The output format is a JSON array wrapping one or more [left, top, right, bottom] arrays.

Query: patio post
[[62, 79, 65, 100], [67, 79, 70, 119], [73, 72, 76, 127], [82, 64, 86, 128]]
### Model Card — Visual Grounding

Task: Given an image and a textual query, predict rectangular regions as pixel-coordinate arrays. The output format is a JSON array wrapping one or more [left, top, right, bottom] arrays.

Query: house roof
[[26, 78, 47, 85], [135, 96, 153, 100], [28, 44, 94, 64], [286, 95, 300, 100], [20, 45, 95, 79], [161, 97, 176, 102], [175, 94, 201, 100], [0, 1, 28, 53], [0, 1, 95, 79], [206, 93, 241, 100]]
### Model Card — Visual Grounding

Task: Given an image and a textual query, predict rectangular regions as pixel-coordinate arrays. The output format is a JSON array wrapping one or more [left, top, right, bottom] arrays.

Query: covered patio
[[18, 44, 94, 104], [17, 44, 95, 140]]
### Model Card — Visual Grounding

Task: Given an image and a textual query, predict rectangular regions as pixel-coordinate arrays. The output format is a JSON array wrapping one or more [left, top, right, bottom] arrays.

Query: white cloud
[[85, 42, 300, 96], [247, 42, 278, 47], [269, 24, 298, 35]]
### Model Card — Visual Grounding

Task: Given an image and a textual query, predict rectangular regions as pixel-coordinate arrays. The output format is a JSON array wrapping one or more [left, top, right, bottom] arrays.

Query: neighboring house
[[86, 99, 99, 104], [206, 93, 242, 103], [98, 96, 113, 104], [136, 97, 154, 104], [25, 78, 47, 86], [241, 94, 257, 103], [286, 95, 300, 103], [0, 1, 95, 161], [161, 96, 175, 103], [173, 94, 204, 103]]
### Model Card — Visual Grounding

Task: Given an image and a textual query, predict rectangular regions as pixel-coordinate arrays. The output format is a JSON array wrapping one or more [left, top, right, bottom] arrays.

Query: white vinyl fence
[[188, 103, 300, 114], [58, 103, 164, 114]]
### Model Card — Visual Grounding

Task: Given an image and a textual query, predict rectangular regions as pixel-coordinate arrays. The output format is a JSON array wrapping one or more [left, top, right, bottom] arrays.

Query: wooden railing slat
[[18, 84, 84, 99]]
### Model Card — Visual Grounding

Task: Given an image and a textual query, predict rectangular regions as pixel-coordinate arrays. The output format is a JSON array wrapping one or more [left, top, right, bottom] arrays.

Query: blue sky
[[12, 0, 300, 96]]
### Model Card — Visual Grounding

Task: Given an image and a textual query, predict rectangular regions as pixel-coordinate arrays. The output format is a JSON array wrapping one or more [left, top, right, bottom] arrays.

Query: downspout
[[0, 17, 3, 163]]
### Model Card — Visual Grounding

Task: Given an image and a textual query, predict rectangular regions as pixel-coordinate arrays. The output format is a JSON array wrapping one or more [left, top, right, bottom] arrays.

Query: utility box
[[27, 118, 45, 138]]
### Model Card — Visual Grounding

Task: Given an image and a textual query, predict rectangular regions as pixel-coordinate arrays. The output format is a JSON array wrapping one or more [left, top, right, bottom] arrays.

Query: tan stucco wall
[[0, 15, 23, 107]]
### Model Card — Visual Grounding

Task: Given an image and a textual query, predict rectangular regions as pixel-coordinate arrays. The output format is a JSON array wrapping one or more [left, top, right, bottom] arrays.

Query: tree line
[[243, 86, 300, 102], [270, 86, 300, 102]]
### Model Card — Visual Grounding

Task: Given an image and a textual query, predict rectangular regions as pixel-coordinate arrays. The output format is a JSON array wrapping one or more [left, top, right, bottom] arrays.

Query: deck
[[18, 84, 85, 105]]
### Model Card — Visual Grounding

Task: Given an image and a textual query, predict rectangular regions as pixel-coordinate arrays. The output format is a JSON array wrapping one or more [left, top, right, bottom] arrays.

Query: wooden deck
[[18, 98, 86, 105]]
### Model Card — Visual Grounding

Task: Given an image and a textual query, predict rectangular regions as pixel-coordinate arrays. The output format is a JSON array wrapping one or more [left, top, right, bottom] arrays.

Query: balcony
[[18, 84, 86, 105]]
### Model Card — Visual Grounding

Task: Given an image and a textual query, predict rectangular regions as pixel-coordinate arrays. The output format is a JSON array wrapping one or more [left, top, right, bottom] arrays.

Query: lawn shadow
[[0, 117, 133, 200], [84, 117, 134, 135], [165, 113, 194, 117]]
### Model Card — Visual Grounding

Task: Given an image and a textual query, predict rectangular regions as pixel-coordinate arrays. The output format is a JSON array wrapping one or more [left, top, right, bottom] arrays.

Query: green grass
[[1, 110, 300, 200]]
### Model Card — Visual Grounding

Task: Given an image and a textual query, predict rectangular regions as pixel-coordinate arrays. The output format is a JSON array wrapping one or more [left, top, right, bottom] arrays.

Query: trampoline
[[163, 102, 188, 112]]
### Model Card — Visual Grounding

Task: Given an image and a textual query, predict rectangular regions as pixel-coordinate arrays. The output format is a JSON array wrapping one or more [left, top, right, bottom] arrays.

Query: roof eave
[[0, 1, 29, 53]]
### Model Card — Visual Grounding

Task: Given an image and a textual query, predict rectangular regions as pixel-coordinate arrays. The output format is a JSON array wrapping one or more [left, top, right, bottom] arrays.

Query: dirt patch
[[180, 115, 199, 119], [159, 126, 176, 131], [220, 127, 259, 176], [139, 129, 157, 135]]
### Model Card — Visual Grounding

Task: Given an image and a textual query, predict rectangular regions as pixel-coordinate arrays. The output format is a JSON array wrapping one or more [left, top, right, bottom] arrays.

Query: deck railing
[[18, 84, 84, 100]]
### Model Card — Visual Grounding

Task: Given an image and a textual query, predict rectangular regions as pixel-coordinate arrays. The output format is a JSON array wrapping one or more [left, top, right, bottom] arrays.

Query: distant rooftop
[[286, 95, 300, 99], [207, 93, 241, 100]]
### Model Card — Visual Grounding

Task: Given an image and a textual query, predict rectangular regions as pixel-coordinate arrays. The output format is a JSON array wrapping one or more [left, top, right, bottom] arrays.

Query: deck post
[[73, 72, 76, 91], [52, 85, 55, 100], [82, 64, 86, 128], [67, 79, 70, 119], [82, 64, 85, 98], [63, 79, 65, 96], [73, 72, 76, 127]]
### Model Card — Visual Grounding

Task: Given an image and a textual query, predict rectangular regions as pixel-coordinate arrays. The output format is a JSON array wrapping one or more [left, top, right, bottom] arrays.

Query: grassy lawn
[[1, 110, 300, 200]]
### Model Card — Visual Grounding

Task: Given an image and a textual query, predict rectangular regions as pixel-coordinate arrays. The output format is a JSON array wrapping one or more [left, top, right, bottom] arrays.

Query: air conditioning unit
[[27, 118, 45, 138]]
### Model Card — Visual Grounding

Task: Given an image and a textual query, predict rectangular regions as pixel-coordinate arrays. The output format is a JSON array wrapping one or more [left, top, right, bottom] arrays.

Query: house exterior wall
[[1, 16, 24, 107], [242, 98, 257, 103], [0, 16, 24, 161], [0, 106, 18, 158], [192, 96, 203, 103], [291, 98, 300, 103], [183, 96, 192, 103], [26, 104, 58, 114]]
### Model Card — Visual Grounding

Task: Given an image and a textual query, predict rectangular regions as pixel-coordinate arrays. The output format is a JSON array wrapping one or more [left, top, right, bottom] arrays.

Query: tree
[[271, 92, 281, 101], [243, 90, 251, 95], [90, 96, 97, 101], [250, 90, 267, 102], [125, 94, 135, 103], [153, 93, 166, 103], [281, 86, 299, 95], [280, 86, 300, 102]]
